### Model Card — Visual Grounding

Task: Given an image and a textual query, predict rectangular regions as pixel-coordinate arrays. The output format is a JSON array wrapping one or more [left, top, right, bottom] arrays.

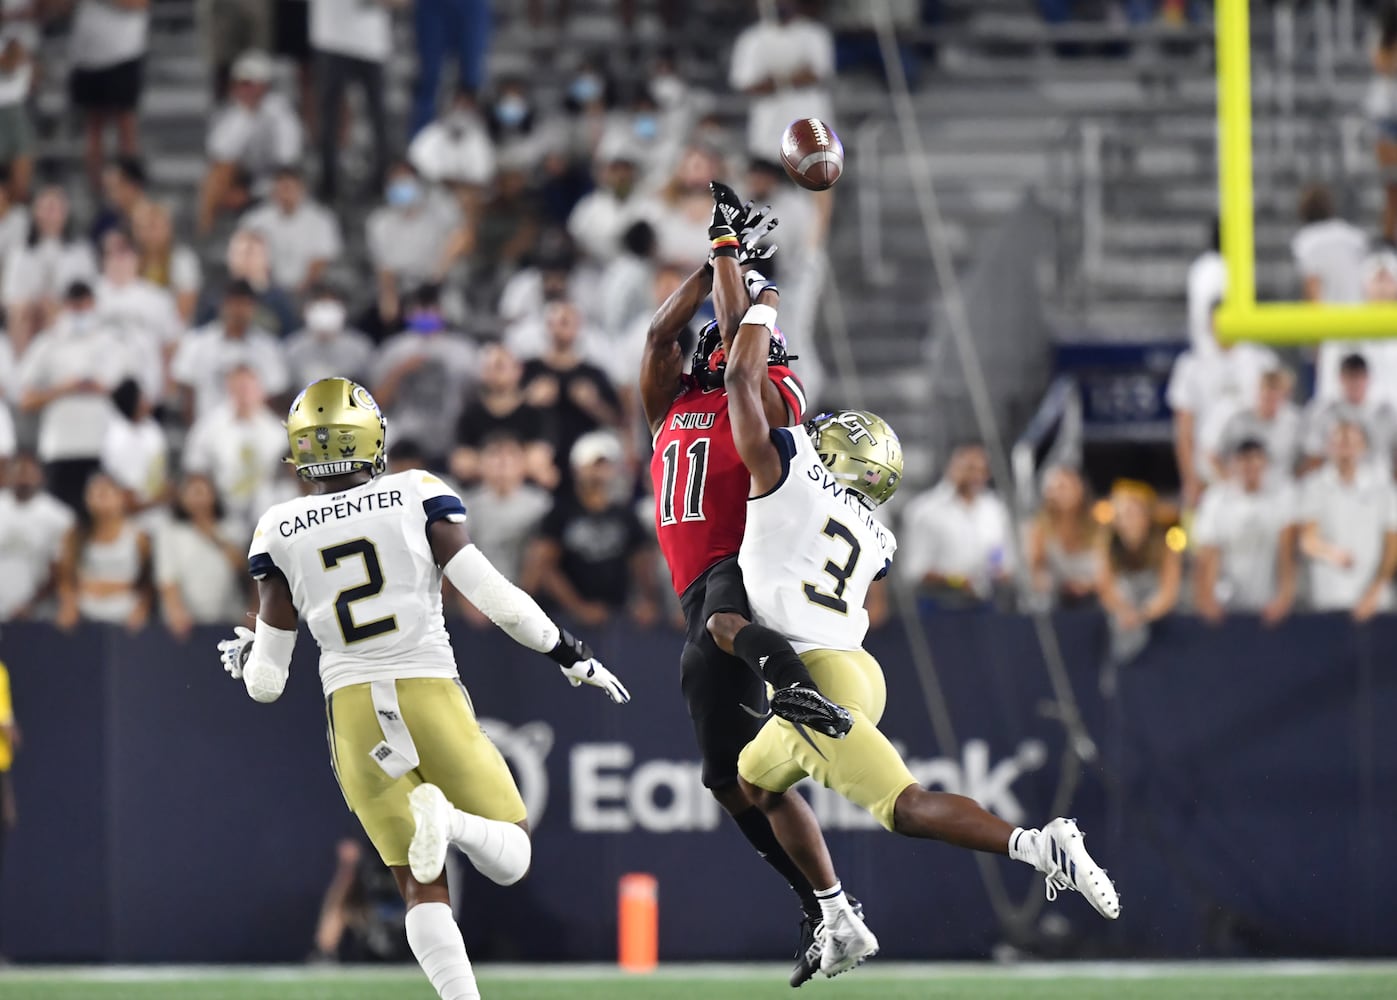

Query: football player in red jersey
[[638, 182, 854, 986]]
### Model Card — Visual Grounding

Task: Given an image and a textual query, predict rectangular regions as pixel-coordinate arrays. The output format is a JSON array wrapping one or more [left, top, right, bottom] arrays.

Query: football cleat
[[790, 896, 863, 988], [817, 903, 879, 979], [1033, 818, 1120, 920], [771, 684, 853, 740], [408, 783, 453, 884]]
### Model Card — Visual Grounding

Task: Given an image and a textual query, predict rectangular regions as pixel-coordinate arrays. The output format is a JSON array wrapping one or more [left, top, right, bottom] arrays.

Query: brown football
[[780, 117, 844, 191]]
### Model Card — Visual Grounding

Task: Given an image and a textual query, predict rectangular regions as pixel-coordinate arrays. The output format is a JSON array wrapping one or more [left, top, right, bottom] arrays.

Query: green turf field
[[4, 963, 1396, 1000]]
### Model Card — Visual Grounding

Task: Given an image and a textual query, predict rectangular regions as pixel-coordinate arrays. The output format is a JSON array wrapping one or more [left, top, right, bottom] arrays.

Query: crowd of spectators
[[0, 0, 846, 640]]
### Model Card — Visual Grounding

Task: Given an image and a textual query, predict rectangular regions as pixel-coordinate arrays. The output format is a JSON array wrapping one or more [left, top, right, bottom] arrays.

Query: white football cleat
[[408, 783, 453, 884], [818, 906, 879, 978], [1034, 817, 1120, 920]]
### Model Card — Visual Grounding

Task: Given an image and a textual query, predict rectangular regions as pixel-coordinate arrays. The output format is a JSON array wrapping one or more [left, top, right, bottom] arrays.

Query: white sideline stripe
[[5, 961, 1397, 983]]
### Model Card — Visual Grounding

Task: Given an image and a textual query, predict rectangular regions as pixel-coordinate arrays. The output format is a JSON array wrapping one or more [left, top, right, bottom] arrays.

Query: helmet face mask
[[688, 319, 798, 391], [808, 409, 903, 507], [286, 378, 388, 480]]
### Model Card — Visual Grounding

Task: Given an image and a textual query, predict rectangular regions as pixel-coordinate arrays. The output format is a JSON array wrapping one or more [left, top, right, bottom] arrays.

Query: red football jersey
[[651, 366, 807, 596]]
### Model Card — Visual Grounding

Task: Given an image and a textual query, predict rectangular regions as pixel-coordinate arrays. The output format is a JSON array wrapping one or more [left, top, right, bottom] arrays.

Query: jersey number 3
[[659, 437, 710, 525], [320, 539, 398, 644], [803, 518, 861, 615]]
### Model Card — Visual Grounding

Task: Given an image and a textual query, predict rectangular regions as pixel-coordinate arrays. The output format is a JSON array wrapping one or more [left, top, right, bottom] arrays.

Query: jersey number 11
[[659, 437, 710, 525]]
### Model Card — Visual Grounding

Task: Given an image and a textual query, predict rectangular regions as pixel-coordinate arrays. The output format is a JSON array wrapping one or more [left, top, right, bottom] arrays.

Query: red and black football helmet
[[689, 319, 797, 391]]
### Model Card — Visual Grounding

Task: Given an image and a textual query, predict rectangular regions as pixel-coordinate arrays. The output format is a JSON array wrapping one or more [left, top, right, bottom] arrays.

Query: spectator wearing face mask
[[568, 145, 645, 265], [409, 87, 496, 190], [182, 365, 290, 535], [238, 165, 342, 295], [410, 0, 491, 137], [371, 285, 478, 466], [173, 280, 290, 423], [198, 50, 303, 235], [554, 58, 614, 166], [1193, 439, 1297, 625], [0, 451, 74, 622], [194, 228, 298, 336], [484, 79, 545, 171], [284, 285, 375, 387], [729, 0, 835, 159], [450, 342, 555, 489], [457, 433, 553, 620], [365, 161, 464, 335], [100, 378, 169, 534], [17, 282, 139, 511]]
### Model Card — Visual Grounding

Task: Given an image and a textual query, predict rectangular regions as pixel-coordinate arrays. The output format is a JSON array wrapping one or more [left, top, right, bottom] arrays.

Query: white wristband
[[245, 617, 297, 703], [742, 303, 778, 332]]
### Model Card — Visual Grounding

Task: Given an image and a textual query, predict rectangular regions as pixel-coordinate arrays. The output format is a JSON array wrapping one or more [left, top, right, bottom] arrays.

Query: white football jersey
[[248, 470, 466, 695], [740, 427, 898, 652]]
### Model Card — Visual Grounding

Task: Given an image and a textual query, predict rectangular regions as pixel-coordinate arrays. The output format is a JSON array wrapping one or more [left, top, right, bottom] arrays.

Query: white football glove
[[559, 657, 631, 705], [218, 626, 255, 680]]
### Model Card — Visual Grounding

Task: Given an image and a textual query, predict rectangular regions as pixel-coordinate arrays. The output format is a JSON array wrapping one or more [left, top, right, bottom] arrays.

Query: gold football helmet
[[808, 409, 903, 507], [285, 378, 387, 480]]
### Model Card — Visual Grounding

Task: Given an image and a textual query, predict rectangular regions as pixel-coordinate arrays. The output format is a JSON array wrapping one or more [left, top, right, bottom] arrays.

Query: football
[[780, 117, 844, 191]]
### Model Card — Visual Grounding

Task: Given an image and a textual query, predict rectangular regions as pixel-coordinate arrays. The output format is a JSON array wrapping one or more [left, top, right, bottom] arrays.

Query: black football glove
[[709, 180, 747, 241]]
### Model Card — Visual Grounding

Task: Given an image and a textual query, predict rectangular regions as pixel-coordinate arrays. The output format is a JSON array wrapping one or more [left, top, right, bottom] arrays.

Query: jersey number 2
[[803, 518, 861, 615], [320, 539, 398, 644], [659, 437, 710, 525]]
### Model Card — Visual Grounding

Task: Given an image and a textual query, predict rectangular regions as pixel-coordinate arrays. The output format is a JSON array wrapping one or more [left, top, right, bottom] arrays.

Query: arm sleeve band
[[244, 617, 297, 704], [741, 303, 777, 332], [444, 544, 561, 653]]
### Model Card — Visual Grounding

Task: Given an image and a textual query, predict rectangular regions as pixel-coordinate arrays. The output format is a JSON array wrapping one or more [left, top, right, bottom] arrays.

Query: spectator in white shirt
[[171, 280, 290, 423], [638, 146, 724, 273], [3, 186, 97, 353], [597, 223, 658, 374], [567, 145, 645, 265], [283, 285, 376, 388], [371, 285, 478, 464], [100, 378, 169, 533], [1301, 353, 1397, 477], [0, 451, 74, 621], [198, 50, 303, 235], [1298, 420, 1397, 620], [309, 0, 398, 201], [17, 282, 138, 511], [1186, 220, 1226, 352], [67, 0, 149, 192], [365, 161, 464, 332], [729, 1, 834, 159], [238, 165, 342, 294], [1217, 367, 1302, 488], [95, 228, 181, 404], [131, 199, 201, 323], [408, 88, 496, 191], [1167, 337, 1278, 508], [1193, 439, 1297, 624], [899, 444, 1014, 604], [156, 473, 248, 638], [182, 365, 290, 534]]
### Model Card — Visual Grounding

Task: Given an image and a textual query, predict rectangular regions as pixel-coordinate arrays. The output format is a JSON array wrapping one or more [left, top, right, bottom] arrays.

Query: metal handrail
[[1010, 375, 1084, 516]]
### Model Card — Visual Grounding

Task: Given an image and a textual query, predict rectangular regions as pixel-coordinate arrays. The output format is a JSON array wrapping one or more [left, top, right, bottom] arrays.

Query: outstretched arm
[[640, 264, 711, 434], [716, 249, 785, 496], [218, 572, 300, 703], [428, 518, 630, 703]]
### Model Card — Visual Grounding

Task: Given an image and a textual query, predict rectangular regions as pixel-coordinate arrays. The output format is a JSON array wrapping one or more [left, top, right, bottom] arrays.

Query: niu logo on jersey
[[671, 412, 716, 431]]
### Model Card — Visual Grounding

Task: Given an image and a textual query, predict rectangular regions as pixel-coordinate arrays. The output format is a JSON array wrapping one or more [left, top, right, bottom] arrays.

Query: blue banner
[[1, 612, 1393, 962]]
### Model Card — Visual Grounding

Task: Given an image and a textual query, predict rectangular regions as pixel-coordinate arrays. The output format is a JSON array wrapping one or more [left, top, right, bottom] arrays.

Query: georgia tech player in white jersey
[[702, 247, 1120, 980], [217, 378, 628, 1000]]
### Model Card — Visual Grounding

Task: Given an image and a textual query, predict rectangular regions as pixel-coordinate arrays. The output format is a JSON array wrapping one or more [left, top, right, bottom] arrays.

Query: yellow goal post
[[1216, 0, 1397, 344]]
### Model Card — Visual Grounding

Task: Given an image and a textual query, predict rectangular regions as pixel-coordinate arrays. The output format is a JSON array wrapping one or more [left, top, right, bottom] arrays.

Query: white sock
[[405, 902, 479, 1000], [814, 881, 850, 926], [449, 810, 532, 886], [1008, 826, 1039, 864]]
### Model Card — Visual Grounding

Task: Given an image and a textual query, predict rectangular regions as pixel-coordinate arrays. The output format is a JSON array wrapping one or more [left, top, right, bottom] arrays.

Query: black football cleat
[[790, 896, 863, 988], [771, 683, 853, 740]]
